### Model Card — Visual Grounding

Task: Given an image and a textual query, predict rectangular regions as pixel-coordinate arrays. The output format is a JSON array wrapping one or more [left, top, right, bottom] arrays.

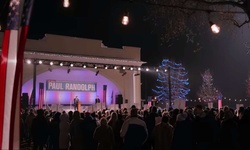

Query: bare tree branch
[[193, 0, 250, 22], [233, 19, 250, 27], [195, 0, 244, 8]]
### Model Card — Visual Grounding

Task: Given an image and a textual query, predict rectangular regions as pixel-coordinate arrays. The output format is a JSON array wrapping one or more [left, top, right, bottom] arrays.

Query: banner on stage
[[46, 80, 97, 92]]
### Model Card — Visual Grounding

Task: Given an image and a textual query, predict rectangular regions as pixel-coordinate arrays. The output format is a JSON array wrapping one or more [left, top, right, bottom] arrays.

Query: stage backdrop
[[22, 69, 120, 105]]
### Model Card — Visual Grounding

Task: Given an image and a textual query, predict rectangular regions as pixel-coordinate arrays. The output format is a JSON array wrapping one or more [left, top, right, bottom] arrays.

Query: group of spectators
[[21, 104, 250, 150]]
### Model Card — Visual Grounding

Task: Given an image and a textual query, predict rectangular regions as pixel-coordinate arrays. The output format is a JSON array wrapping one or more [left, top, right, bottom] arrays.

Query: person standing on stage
[[74, 96, 79, 111], [95, 96, 100, 104]]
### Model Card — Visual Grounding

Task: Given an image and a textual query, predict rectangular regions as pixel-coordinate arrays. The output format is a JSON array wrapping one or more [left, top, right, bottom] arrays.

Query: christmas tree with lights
[[153, 59, 190, 105], [197, 69, 219, 102]]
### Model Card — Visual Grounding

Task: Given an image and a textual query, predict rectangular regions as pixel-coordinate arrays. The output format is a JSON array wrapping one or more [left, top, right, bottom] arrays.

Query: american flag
[[0, 0, 34, 149]]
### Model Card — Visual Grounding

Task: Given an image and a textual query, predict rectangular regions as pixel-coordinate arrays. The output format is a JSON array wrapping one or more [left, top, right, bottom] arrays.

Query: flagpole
[[32, 62, 37, 108]]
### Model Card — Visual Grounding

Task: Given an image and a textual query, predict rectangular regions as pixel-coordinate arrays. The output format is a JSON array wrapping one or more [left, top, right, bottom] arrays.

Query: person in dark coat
[[108, 112, 123, 150], [83, 112, 98, 150], [152, 114, 173, 150], [49, 112, 61, 150], [93, 117, 114, 150], [238, 108, 250, 149], [120, 108, 148, 150], [70, 111, 84, 150], [171, 112, 193, 150], [192, 105, 213, 150], [220, 110, 240, 149], [31, 109, 49, 150]]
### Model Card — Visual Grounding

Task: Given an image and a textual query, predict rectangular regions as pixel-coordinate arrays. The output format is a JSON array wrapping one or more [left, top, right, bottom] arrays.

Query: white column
[[133, 71, 141, 109]]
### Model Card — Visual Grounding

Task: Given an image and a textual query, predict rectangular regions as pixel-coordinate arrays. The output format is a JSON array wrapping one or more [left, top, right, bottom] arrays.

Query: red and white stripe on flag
[[0, 0, 25, 149], [0, 0, 21, 149], [0, 25, 20, 150]]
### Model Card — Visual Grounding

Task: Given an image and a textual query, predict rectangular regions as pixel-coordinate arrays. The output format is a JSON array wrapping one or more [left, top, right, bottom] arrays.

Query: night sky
[[1, 0, 250, 100]]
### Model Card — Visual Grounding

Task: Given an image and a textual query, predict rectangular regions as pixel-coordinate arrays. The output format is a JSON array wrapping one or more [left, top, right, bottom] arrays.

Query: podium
[[77, 101, 81, 112]]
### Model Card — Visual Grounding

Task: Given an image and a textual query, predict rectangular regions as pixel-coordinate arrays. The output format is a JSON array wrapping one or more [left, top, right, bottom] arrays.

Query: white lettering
[[65, 83, 70, 90], [48, 82, 53, 89]]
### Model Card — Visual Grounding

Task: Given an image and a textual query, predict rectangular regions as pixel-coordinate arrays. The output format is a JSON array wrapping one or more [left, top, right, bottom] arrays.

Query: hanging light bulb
[[122, 12, 129, 25], [63, 0, 70, 8], [26, 59, 31, 64], [209, 21, 220, 34]]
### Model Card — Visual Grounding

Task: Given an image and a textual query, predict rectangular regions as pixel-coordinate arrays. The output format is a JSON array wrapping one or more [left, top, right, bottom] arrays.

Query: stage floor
[[37, 103, 128, 113]]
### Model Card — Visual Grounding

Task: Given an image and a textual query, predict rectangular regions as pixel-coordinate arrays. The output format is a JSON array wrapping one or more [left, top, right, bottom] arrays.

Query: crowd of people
[[21, 104, 250, 150]]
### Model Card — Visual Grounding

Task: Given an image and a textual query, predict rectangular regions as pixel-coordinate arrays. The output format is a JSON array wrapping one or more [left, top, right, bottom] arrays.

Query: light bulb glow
[[50, 62, 53, 66], [60, 62, 63, 66], [122, 16, 129, 25], [27, 59, 31, 64], [63, 0, 70, 8], [211, 24, 220, 34], [38, 60, 42, 64], [70, 64, 74, 67]]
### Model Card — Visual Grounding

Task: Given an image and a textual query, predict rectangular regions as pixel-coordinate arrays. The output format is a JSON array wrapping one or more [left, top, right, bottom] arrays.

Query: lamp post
[[32, 62, 37, 108], [168, 67, 172, 109]]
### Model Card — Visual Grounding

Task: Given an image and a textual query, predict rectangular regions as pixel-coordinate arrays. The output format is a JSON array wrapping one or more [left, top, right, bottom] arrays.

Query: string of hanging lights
[[24, 58, 169, 73]]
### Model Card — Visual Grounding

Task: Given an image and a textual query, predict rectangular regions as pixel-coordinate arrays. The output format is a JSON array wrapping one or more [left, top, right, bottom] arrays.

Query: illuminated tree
[[153, 59, 190, 103], [144, 0, 250, 51], [197, 69, 219, 102]]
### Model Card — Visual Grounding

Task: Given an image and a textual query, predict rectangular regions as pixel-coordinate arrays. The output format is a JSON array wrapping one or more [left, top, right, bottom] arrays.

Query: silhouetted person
[[120, 108, 148, 150], [152, 114, 173, 150], [31, 109, 48, 150], [94, 117, 114, 150], [73, 96, 79, 111], [95, 96, 101, 104]]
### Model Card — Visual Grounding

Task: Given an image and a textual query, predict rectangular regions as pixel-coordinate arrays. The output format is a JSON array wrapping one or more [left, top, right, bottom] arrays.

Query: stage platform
[[34, 103, 132, 113]]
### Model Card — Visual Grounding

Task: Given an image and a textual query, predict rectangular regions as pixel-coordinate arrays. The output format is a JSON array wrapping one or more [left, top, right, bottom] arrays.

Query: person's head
[[76, 96, 78, 98], [111, 112, 118, 120], [161, 115, 169, 124], [54, 112, 61, 120], [60, 113, 69, 122], [152, 106, 157, 113], [130, 108, 138, 117], [73, 111, 80, 119], [194, 104, 203, 115], [223, 110, 234, 121], [100, 117, 108, 126], [223, 105, 229, 111], [131, 105, 136, 109], [37, 109, 44, 117], [176, 112, 187, 121]]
